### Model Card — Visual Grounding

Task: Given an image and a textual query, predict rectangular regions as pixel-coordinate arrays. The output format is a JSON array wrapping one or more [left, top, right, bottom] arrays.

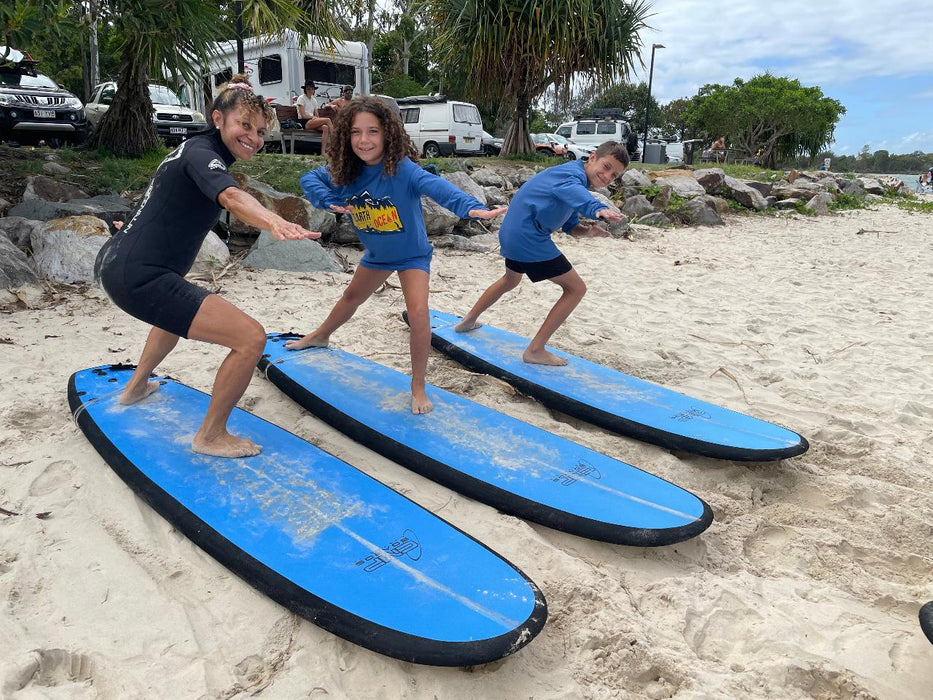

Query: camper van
[[176, 31, 371, 115], [396, 95, 484, 158]]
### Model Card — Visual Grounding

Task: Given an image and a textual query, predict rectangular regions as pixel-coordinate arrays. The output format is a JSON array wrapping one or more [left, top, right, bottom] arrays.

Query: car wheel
[[423, 142, 441, 158], [566, 152, 576, 160], [539, 147, 555, 157]]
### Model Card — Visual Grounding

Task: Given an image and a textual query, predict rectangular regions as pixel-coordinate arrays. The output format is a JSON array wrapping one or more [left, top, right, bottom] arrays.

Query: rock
[[620, 169, 653, 189], [0, 235, 39, 287], [651, 186, 671, 210], [8, 193, 132, 231], [242, 230, 342, 273], [31, 215, 110, 283], [652, 173, 706, 198], [471, 168, 508, 188], [774, 198, 800, 209], [635, 212, 672, 227], [770, 179, 823, 200], [433, 234, 495, 252], [41, 161, 70, 175], [0, 216, 43, 248], [746, 181, 773, 198], [23, 174, 89, 202], [330, 217, 361, 245], [672, 197, 725, 226], [723, 176, 769, 210], [230, 172, 337, 239], [482, 186, 509, 206], [442, 171, 487, 206], [505, 166, 537, 188], [835, 178, 866, 197], [421, 197, 462, 236], [695, 168, 725, 195], [191, 231, 231, 274], [622, 194, 655, 219], [805, 192, 834, 215], [856, 177, 885, 195]]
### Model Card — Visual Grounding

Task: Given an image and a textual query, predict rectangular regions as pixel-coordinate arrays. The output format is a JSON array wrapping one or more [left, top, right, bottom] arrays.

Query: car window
[[576, 122, 595, 135], [452, 103, 481, 125], [0, 69, 57, 88], [596, 122, 617, 135], [148, 85, 182, 106], [556, 126, 571, 137], [548, 134, 569, 145], [400, 107, 420, 124], [258, 54, 283, 85], [101, 85, 116, 104]]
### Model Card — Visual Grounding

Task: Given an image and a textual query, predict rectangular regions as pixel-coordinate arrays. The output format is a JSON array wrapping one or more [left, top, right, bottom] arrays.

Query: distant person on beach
[[95, 74, 320, 458], [296, 80, 333, 152], [454, 140, 628, 366], [288, 96, 507, 414]]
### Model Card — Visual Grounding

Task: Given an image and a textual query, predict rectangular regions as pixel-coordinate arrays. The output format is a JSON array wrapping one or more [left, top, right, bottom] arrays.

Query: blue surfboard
[[259, 335, 712, 546], [921, 601, 933, 645], [415, 310, 808, 462], [68, 365, 546, 666]]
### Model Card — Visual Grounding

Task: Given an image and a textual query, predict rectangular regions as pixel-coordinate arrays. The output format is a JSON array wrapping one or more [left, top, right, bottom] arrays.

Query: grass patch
[[897, 198, 933, 214]]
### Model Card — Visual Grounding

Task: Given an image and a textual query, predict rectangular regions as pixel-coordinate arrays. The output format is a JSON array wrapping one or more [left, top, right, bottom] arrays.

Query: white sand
[[1, 203, 931, 698]]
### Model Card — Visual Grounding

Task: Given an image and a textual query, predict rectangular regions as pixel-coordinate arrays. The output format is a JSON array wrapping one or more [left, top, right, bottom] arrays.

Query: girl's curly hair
[[327, 96, 419, 186], [209, 72, 273, 123]]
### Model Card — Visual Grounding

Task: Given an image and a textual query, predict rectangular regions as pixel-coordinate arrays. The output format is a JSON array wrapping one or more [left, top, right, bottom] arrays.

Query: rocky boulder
[[242, 230, 343, 273], [0, 235, 38, 288], [31, 215, 110, 283]]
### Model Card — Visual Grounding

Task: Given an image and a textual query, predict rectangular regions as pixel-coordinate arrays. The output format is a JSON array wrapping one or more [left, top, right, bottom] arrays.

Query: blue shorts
[[505, 254, 572, 283]]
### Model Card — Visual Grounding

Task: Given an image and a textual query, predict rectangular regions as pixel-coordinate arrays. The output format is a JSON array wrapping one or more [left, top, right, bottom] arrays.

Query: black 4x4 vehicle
[[0, 48, 89, 146]]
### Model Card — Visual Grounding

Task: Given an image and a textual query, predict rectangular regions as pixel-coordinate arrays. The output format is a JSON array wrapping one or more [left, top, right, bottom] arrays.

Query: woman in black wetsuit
[[95, 76, 319, 457]]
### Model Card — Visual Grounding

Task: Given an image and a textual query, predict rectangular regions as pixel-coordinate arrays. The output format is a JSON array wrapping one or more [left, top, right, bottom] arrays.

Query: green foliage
[[425, 0, 652, 156], [828, 191, 865, 211], [376, 73, 425, 99], [685, 74, 845, 168], [897, 198, 933, 214], [586, 81, 656, 130]]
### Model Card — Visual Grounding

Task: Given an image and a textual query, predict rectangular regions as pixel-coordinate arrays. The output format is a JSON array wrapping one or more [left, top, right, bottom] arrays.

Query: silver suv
[[0, 50, 88, 146], [555, 117, 639, 161], [86, 81, 208, 146]]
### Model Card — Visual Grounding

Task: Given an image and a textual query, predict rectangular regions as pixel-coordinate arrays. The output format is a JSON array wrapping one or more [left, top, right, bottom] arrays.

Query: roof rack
[[573, 108, 629, 121], [395, 94, 448, 105]]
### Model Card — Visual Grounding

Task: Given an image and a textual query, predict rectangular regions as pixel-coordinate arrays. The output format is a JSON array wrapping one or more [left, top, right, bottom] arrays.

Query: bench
[[264, 104, 323, 155]]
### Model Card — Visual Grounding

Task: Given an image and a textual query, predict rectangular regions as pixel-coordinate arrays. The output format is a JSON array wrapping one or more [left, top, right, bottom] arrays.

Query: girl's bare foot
[[119, 380, 160, 405], [454, 319, 483, 333], [523, 348, 568, 366], [411, 387, 434, 414], [192, 431, 262, 458], [284, 334, 329, 351]]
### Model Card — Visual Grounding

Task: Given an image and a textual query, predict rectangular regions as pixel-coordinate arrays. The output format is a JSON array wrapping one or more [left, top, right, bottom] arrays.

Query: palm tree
[[88, 0, 343, 156], [424, 0, 652, 156]]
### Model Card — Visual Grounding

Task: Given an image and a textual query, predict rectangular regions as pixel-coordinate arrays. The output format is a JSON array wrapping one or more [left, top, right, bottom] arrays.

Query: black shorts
[[505, 254, 572, 283]]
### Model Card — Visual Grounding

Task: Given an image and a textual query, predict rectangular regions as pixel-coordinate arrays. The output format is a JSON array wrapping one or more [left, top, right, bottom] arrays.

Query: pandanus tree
[[424, 0, 652, 156], [88, 0, 343, 156]]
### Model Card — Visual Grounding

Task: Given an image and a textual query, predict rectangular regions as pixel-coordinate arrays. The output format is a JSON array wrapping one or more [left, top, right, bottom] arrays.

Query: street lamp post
[[641, 43, 664, 163]]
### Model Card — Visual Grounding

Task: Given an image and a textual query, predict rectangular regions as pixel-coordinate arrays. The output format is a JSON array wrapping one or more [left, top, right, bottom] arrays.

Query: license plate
[[169, 127, 186, 135], [463, 137, 474, 143], [33, 109, 55, 119]]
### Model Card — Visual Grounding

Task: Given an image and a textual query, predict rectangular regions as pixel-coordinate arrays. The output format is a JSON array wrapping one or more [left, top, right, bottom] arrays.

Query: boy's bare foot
[[192, 431, 262, 458], [454, 319, 483, 333], [523, 348, 568, 366], [411, 388, 434, 414], [119, 380, 160, 405], [285, 334, 329, 351]]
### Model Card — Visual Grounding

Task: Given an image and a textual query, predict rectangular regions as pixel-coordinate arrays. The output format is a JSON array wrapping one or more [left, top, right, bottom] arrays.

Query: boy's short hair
[[592, 140, 630, 167]]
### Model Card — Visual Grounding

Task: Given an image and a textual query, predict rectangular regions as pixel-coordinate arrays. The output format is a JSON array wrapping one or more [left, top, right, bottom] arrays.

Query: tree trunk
[[91, 40, 161, 157], [501, 95, 535, 156]]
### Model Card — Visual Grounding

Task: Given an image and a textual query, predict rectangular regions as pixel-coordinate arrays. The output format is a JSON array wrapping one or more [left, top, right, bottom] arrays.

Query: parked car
[[482, 130, 503, 156], [86, 81, 208, 146], [545, 132, 594, 161], [555, 117, 639, 161], [0, 48, 88, 146], [531, 133, 567, 157], [396, 95, 484, 158], [664, 141, 684, 163]]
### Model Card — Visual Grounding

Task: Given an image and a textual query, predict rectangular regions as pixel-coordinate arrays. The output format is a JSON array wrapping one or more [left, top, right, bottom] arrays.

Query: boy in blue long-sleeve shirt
[[455, 140, 629, 365]]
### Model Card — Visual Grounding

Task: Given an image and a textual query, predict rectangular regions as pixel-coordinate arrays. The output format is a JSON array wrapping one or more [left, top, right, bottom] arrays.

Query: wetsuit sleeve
[[552, 174, 604, 232], [405, 160, 484, 218], [182, 142, 239, 204], [301, 166, 345, 209]]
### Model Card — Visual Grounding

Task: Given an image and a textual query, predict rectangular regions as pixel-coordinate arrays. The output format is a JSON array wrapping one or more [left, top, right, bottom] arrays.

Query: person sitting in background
[[296, 80, 332, 152], [711, 135, 726, 162]]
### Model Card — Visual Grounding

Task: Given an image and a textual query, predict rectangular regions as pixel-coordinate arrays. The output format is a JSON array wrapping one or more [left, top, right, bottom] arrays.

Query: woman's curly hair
[[326, 96, 418, 186], [209, 72, 273, 123]]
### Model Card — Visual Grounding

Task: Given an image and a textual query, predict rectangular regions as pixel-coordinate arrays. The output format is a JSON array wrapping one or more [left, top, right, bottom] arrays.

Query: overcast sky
[[631, 0, 933, 155]]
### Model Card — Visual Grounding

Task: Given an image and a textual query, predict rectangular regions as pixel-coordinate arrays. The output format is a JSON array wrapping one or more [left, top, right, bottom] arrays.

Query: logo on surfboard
[[552, 459, 602, 486], [355, 528, 422, 572]]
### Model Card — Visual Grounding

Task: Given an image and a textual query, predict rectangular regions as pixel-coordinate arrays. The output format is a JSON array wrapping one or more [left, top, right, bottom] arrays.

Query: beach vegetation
[[897, 199, 933, 214], [828, 192, 865, 211], [685, 74, 845, 169], [423, 0, 651, 158]]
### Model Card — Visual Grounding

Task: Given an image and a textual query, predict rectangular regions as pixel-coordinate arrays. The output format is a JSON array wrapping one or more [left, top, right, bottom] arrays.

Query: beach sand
[[1, 203, 931, 698]]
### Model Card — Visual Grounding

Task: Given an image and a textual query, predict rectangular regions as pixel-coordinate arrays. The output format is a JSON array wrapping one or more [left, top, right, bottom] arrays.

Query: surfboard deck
[[411, 310, 809, 462], [259, 335, 712, 546], [68, 365, 546, 666], [921, 601, 933, 645]]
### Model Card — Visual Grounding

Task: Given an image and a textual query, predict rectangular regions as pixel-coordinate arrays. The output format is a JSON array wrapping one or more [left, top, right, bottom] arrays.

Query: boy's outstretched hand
[[595, 207, 623, 222], [470, 206, 508, 220]]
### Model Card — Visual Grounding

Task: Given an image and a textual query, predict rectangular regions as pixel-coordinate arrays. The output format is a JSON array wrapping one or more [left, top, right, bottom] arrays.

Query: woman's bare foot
[[411, 386, 434, 414], [454, 319, 483, 333], [523, 348, 568, 366], [192, 431, 262, 458], [284, 334, 329, 351], [119, 380, 160, 405]]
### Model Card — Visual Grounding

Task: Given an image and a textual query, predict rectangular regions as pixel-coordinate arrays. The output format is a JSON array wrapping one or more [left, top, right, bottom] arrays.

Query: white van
[[396, 95, 484, 158], [555, 117, 639, 160], [176, 30, 371, 115]]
